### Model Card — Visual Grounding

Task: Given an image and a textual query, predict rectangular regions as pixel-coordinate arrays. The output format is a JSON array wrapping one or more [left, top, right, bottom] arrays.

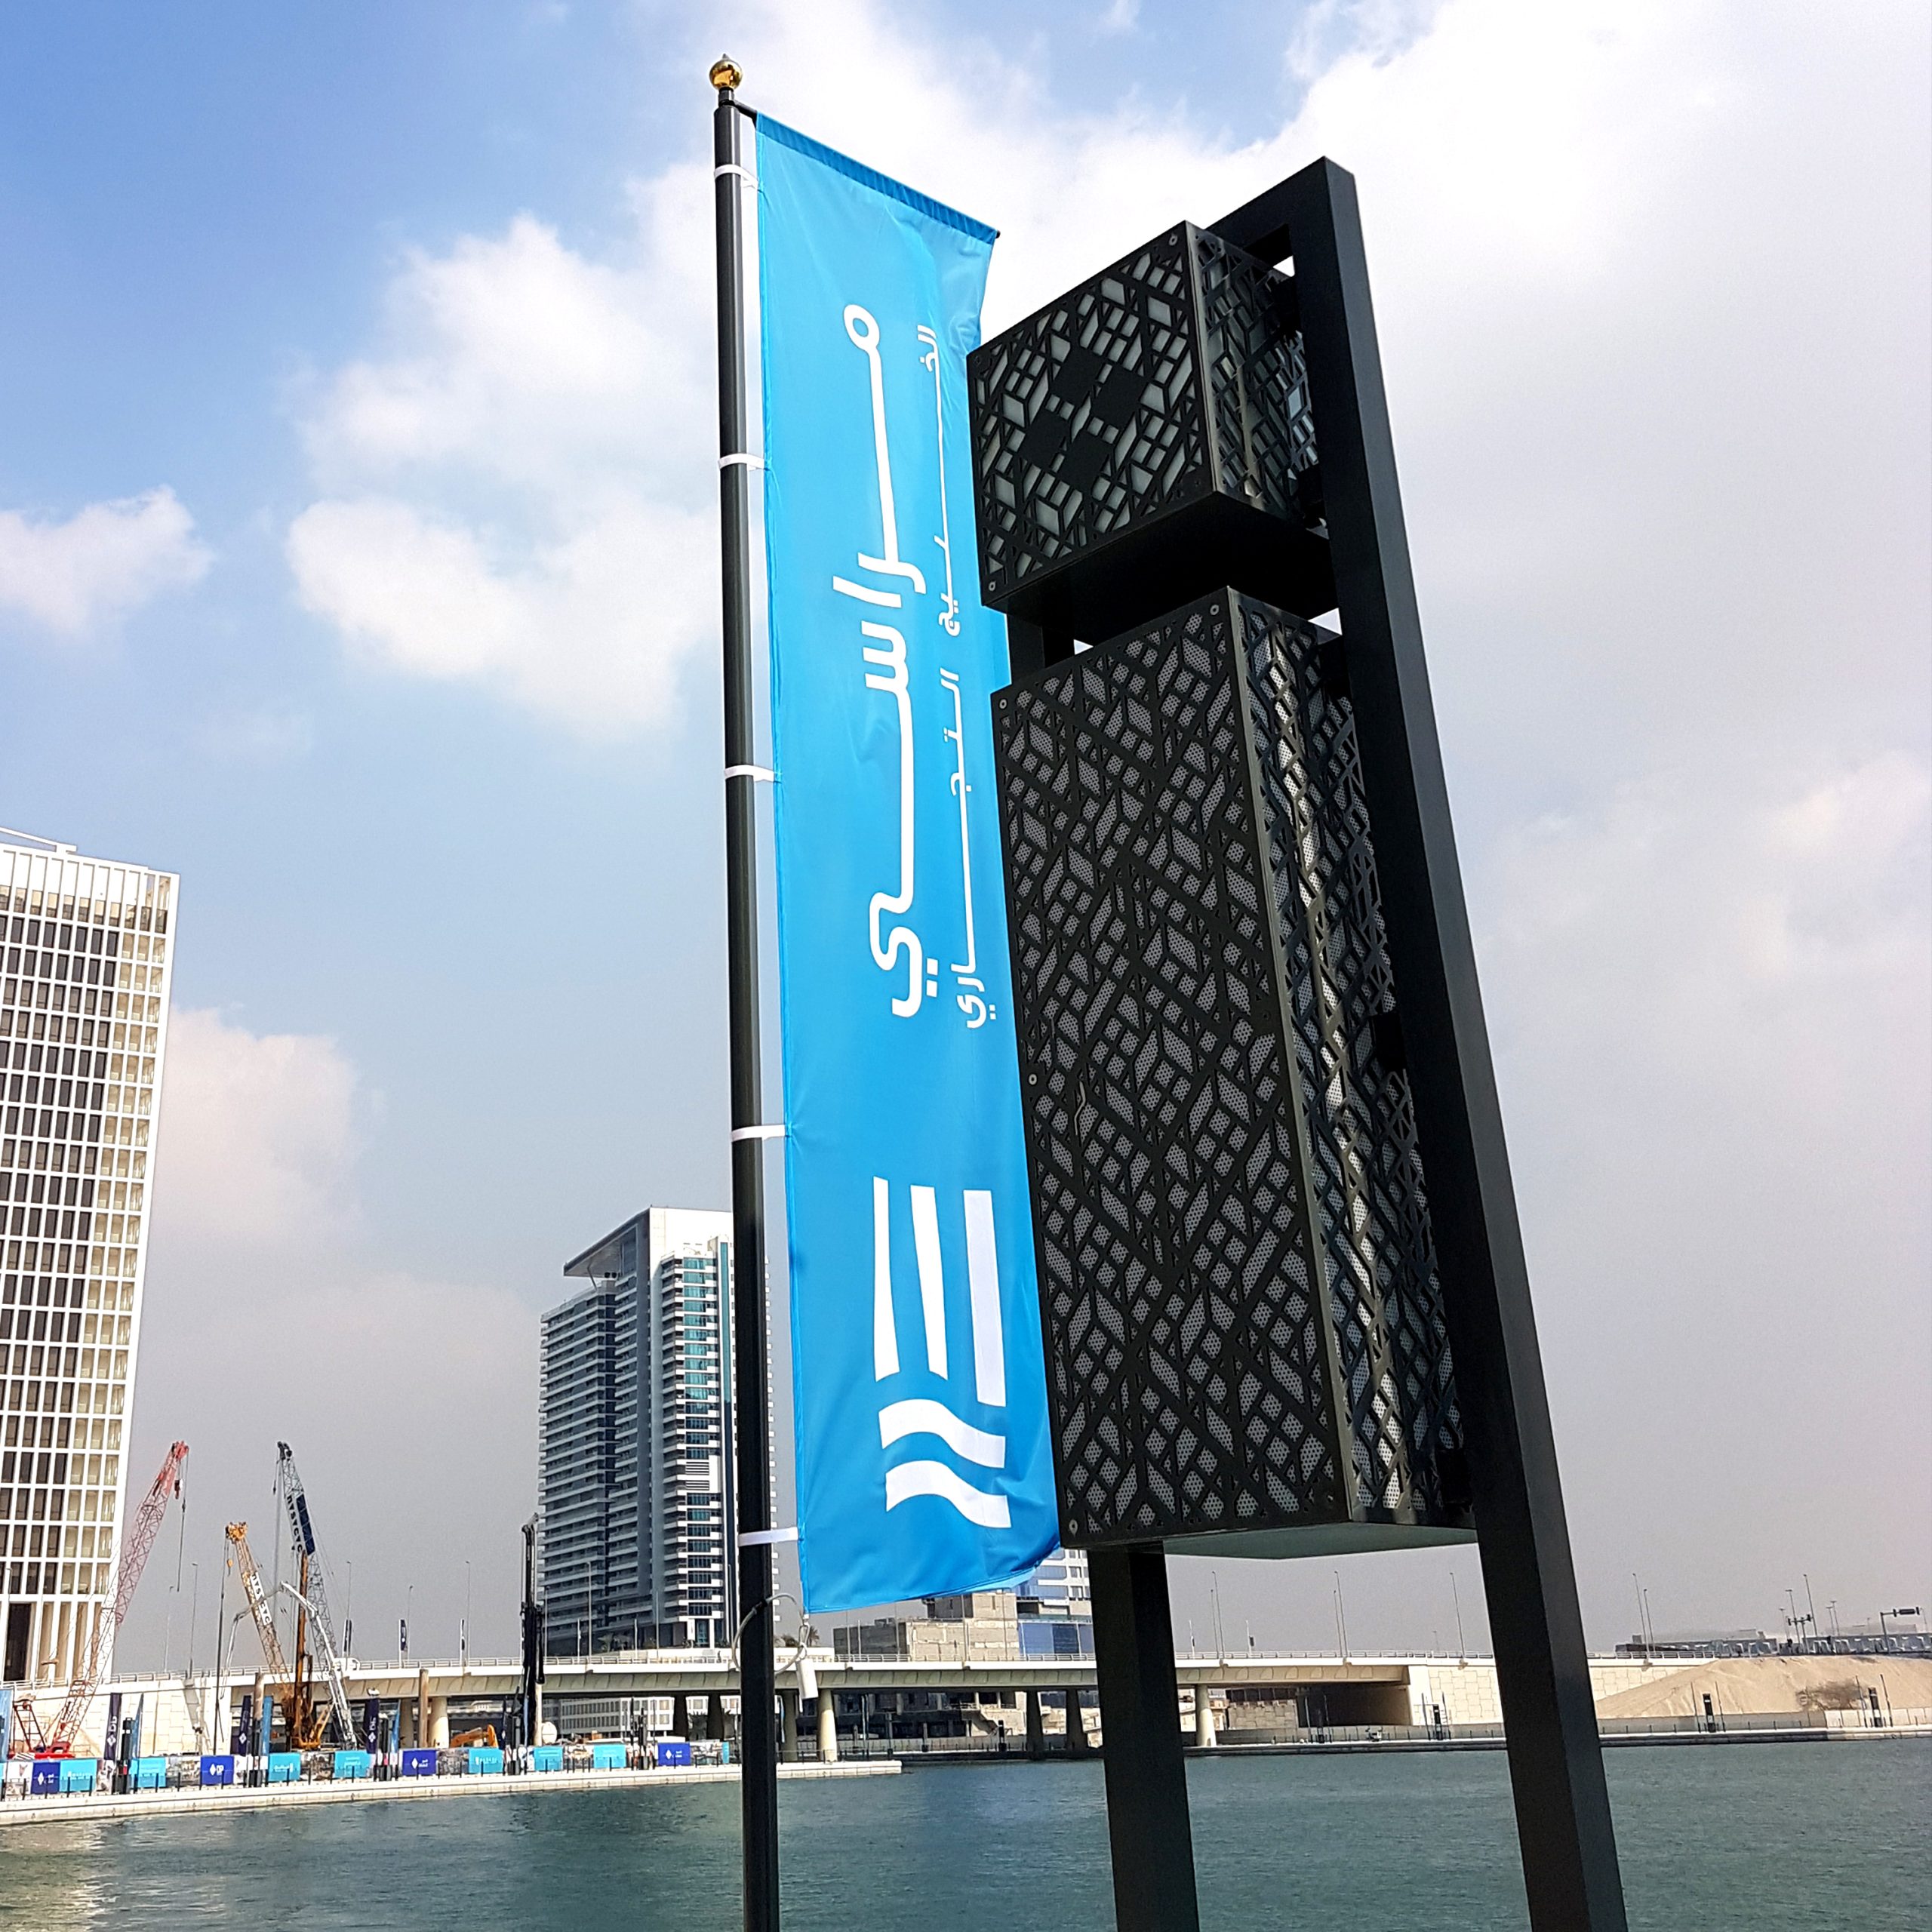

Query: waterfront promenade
[[12, 1646, 1927, 1767], [0, 1758, 894, 1830]]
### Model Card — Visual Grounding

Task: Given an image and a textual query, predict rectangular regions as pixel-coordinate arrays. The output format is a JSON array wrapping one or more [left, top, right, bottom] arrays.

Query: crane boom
[[46, 1440, 189, 1754], [225, 1521, 289, 1678], [274, 1443, 355, 1746]]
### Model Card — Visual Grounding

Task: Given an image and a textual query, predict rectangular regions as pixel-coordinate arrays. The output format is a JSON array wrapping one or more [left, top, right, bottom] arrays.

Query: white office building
[[1019, 1546, 1091, 1618], [1, 833, 177, 1694], [538, 1208, 736, 1653]]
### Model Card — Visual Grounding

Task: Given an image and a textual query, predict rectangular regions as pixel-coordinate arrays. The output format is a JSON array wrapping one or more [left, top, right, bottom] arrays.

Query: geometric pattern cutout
[[970, 226, 1316, 613], [994, 591, 1466, 1548], [1238, 597, 1468, 1525]]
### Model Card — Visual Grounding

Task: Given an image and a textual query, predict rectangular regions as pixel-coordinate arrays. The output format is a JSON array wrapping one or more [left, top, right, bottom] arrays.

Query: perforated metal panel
[[1237, 599, 1468, 1527], [968, 226, 1326, 640], [994, 589, 1469, 1552]]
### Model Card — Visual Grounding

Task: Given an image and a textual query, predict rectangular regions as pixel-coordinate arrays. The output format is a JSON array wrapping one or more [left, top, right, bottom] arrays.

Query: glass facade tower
[[537, 1207, 735, 1653], [1, 834, 177, 1693]]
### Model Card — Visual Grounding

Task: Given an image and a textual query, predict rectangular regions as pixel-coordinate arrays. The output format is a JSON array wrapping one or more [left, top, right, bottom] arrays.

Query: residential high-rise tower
[[537, 1207, 735, 1653], [1, 833, 177, 1691]]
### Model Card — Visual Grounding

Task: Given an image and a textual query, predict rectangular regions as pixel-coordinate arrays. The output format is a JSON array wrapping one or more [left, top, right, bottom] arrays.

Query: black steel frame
[[1001, 159, 1626, 1931], [1216, 158, 1626, 1930]]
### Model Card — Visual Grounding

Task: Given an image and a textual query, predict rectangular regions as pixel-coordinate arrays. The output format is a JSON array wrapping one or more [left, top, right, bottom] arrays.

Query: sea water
[[1, 1741, 1924, 1929]]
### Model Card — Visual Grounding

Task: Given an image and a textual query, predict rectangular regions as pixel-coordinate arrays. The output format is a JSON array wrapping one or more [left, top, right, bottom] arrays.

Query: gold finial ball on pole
[[709, 55, 743, 92]]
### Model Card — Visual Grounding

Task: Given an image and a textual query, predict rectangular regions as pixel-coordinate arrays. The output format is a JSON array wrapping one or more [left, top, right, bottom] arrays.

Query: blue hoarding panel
[[198, 1755, 234, 1787], [590, 1743, 626, 1770], [133, 1755, 168, 1790], [529, 1744, 564, 1772], [332, 1749, 371, 1780], [30, 1758, 60, 1795], [267, 1752, 302, 1783], [467, 1746, 504, 1775], [755, 115, 1057, 1617], [400, 1748, 437, 1777], [657, 1739, 693, 1767]]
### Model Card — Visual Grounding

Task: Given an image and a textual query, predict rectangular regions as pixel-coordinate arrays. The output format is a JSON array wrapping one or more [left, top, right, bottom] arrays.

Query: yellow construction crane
[[225, 1519, 331, 1748], [224, 1522, 288, 1678]]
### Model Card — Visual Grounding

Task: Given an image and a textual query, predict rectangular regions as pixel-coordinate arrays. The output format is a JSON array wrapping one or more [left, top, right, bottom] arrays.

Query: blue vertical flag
[[755, 118, 1057, 1613]]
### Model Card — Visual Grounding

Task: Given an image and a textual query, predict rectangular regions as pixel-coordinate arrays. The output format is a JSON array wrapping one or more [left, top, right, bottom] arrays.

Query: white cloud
[[150, 1008, 361, 1249], [123, 1011, 535, 1666], [282, 0, 1926, 754], [0, 488, 210, 635], [1474, 749, 1930, 1620], [287, 198, 715, 734], [263, 0, 1927, 1637], [287, 494, 711, 736]]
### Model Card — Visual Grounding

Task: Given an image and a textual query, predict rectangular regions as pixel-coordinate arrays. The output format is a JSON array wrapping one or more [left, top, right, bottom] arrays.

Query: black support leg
[[1228, 158, 1628, 1931], [1089, 1546, 1199, 1932]]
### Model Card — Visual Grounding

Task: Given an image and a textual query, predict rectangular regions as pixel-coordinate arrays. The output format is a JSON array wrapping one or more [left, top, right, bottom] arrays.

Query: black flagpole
[[711, 53, 782, 1932]]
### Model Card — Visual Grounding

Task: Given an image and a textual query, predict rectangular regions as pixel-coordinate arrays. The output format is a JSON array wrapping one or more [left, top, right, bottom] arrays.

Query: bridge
[[33, 1648, 1531, 1762]]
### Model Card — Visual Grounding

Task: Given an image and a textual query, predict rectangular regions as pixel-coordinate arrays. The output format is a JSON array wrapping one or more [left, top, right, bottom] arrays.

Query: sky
[[1, 0, 1926, 1675]]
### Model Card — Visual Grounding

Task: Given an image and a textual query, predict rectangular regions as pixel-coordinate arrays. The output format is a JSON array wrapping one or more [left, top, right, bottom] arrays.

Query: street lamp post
[[186, 1561, 200, 1680], [211, 1556, 228, 1752]]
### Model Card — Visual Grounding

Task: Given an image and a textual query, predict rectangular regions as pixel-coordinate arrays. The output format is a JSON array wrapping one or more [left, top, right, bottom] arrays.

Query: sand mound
[[1595, 1654, 1932, 1720]]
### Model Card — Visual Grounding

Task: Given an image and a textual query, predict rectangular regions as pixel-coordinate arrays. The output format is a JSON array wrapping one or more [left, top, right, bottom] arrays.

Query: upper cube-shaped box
[[968, 223, 1331, 641]]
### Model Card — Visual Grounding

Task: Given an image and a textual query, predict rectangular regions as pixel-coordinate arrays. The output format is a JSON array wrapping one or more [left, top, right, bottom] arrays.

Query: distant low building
[[1, 833, 178, 1696], [1017, 1546, 1091, 1620], [833, 1559, 1098, 1664], [537, 1207, 736, 1653]]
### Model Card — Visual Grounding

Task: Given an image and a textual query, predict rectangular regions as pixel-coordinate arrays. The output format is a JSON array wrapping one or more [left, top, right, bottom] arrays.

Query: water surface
[[2, 1742, 1924, 1929]]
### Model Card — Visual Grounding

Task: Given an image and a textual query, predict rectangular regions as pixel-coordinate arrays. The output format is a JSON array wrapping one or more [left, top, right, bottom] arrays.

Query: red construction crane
[[38, 1440, 189, 1755]]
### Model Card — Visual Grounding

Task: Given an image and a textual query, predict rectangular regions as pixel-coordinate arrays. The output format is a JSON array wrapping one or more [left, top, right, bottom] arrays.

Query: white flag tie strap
[[731, 1122, 786, 1143], [737, 1526, 798, 1549]]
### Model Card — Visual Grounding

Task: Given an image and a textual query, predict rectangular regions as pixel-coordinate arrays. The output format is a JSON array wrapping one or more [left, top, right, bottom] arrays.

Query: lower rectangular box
[[994, 587, 1472, 1555]]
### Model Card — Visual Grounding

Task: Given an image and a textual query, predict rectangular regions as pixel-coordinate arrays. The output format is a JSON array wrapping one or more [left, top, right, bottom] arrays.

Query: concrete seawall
[[0, 1759, 898, 1831]]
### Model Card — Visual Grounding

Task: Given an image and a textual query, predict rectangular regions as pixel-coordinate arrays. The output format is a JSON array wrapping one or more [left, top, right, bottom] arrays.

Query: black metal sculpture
[[971, 158, 1628, 1932]]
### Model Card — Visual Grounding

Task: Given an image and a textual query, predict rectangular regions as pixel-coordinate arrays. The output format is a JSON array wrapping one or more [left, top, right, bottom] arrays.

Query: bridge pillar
[[1065, 1687, 1091, 1755], [1193, 1691, 1217, 1749], [706, 1691, 725, 1744], [1024, 1689, 1044, 1761], [672, 1693, 690, 1737], [430, 1697, 450, 1749], [816, 1697, 839, 1764], [779, 1689, 799, 1762], [417, 1669, 429, 1753]]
